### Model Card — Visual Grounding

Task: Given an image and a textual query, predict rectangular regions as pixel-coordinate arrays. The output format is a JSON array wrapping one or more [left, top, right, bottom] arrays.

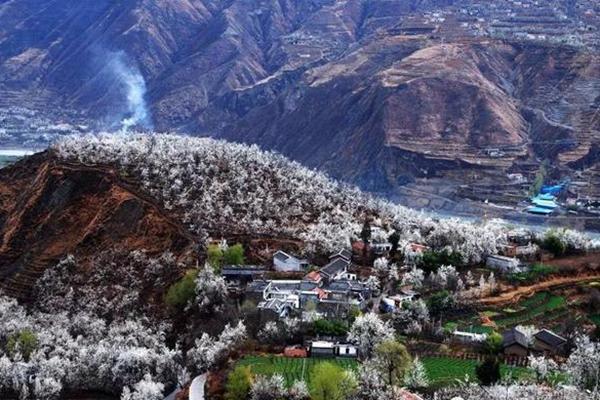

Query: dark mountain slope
[[0, 0, 599, 203], [0, 152, 196, 300]]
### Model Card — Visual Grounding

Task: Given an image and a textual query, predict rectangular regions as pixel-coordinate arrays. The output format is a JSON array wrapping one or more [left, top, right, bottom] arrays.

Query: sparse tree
[[372, 340, 412, 387]]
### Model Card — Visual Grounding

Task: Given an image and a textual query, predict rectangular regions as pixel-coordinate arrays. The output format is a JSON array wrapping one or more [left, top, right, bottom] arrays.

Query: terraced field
[[493, 292, 567, 328], [449, 292, 570, 334]]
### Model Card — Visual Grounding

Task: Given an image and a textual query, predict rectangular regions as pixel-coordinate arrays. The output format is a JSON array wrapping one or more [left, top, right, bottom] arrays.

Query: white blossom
[[404, 357, 429, 389], [347, 313, 394, 358]]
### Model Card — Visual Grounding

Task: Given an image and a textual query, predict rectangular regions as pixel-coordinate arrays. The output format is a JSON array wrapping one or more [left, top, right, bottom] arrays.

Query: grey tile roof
[[534, 329, 566, 348], [503, 328, 529, 349], [320, 258, 349, 278], [221, 266, 267, 276], [270, 281, 301, 292], [330, 249, 352, 261], [246, 280, 270, 292]]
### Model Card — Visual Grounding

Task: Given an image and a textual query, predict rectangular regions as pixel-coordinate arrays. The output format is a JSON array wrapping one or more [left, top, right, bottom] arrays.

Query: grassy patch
[[236, 355, 358, 386], [507, 264, 558, 285], [421, 357, 529, 386]]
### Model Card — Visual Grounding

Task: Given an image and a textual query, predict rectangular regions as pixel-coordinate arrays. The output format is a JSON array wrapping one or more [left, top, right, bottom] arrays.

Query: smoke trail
[[106, 51, 153, 132]]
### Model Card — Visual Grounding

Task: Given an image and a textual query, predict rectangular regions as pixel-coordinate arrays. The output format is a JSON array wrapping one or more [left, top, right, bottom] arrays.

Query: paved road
[[189, 373, 208, 400]]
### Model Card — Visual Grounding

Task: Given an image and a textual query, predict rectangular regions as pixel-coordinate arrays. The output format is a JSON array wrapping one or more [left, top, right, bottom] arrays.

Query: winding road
[[189, 374, 208, 400], [479, 273, 600, 305]]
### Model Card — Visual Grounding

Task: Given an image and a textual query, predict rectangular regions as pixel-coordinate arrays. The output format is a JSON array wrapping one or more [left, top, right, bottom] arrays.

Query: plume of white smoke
[[106, 51, 153, 132]]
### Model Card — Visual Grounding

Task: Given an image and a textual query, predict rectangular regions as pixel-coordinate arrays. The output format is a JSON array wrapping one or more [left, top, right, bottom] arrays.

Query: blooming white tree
[[365, 276, 381, 292], [352, 361, 395, 400], [564, 335, 600, 392], [374, 257, 389, 275], [347, 313, 394, 358], [401, 266, 424, 289], [53, 133, 533, 257], [120, 374, 164, 400], [250, 374, 286, 400], [404, 357, 429, 389], [435, 382, 591, 399], [258, 321, 281, 343], [528, 355, 558, 383], [0, 295, 178, 399], [195, 266, 228, 314], [392, 299, 429, 335], [187, 321, 246, 372], [288, 380, 310, 400]]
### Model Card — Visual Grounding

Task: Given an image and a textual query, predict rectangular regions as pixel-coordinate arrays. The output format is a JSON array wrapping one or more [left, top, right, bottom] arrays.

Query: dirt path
[[479, 273, 600, 305]]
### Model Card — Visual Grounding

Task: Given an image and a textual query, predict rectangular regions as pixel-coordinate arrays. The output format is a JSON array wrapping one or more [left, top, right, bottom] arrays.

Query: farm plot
[[493, 292, 567, 328], [421, 357, 529, 386], [235, 355, 530, 388], [236, 355, 358, 386], [448, 292, 570, 334]]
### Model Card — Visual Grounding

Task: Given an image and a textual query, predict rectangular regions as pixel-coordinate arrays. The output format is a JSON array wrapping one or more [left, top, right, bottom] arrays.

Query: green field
[[235, 355, 529, 387], [449, 292, 569, 334], [236, 355, 358, 386], [493, 292, 567, 328], [421, 357, 529, 386]]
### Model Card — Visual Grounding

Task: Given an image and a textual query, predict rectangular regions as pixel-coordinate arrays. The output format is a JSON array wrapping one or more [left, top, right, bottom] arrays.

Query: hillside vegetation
[[56, 133, 514, 262]]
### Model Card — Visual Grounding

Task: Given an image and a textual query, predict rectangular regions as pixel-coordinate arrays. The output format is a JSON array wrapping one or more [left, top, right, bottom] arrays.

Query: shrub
[[225, 365, 253, 400], [485, 332, 503, 355], [224, 244, 245, 266], [475, 358, 501, 386], [542, 234, 566, 257], [7, 329, 38, 361], [419, 250, 463, 274], [427, 290, 455, 317], [313, 319, 348, 337], [507, 264, 557, 284], [165, 269, 198, 308]]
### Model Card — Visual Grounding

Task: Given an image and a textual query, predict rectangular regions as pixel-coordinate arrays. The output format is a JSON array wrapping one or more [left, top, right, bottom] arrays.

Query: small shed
[[502, 328, 529, 357], [452, 331, 487, 344], [273, 250, 308, 272], [335, 343, 358, 358], [486, 255, 520, 273], [310, 341, 336, 357]]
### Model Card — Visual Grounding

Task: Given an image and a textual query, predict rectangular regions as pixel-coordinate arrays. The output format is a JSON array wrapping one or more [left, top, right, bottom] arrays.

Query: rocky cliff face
[[0, 0, 598, 200]]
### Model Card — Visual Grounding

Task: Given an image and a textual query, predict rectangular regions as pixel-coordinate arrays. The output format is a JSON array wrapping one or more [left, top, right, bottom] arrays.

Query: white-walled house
[[486, 255, 521, 273], [273, 250, 308, 272], [335, 343, 358, 357]]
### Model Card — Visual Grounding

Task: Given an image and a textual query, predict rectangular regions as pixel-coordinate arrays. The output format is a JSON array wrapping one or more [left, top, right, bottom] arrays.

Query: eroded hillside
[[0, 152, 196, 300]]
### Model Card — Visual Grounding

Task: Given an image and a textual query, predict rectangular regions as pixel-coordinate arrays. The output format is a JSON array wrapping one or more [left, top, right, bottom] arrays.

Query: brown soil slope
[[0, 152, 197, 301]]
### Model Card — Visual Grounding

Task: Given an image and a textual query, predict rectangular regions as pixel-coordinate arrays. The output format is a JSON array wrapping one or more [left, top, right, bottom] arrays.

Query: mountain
[[0, 134, 515, 299], [0, 0, 599, 206]]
